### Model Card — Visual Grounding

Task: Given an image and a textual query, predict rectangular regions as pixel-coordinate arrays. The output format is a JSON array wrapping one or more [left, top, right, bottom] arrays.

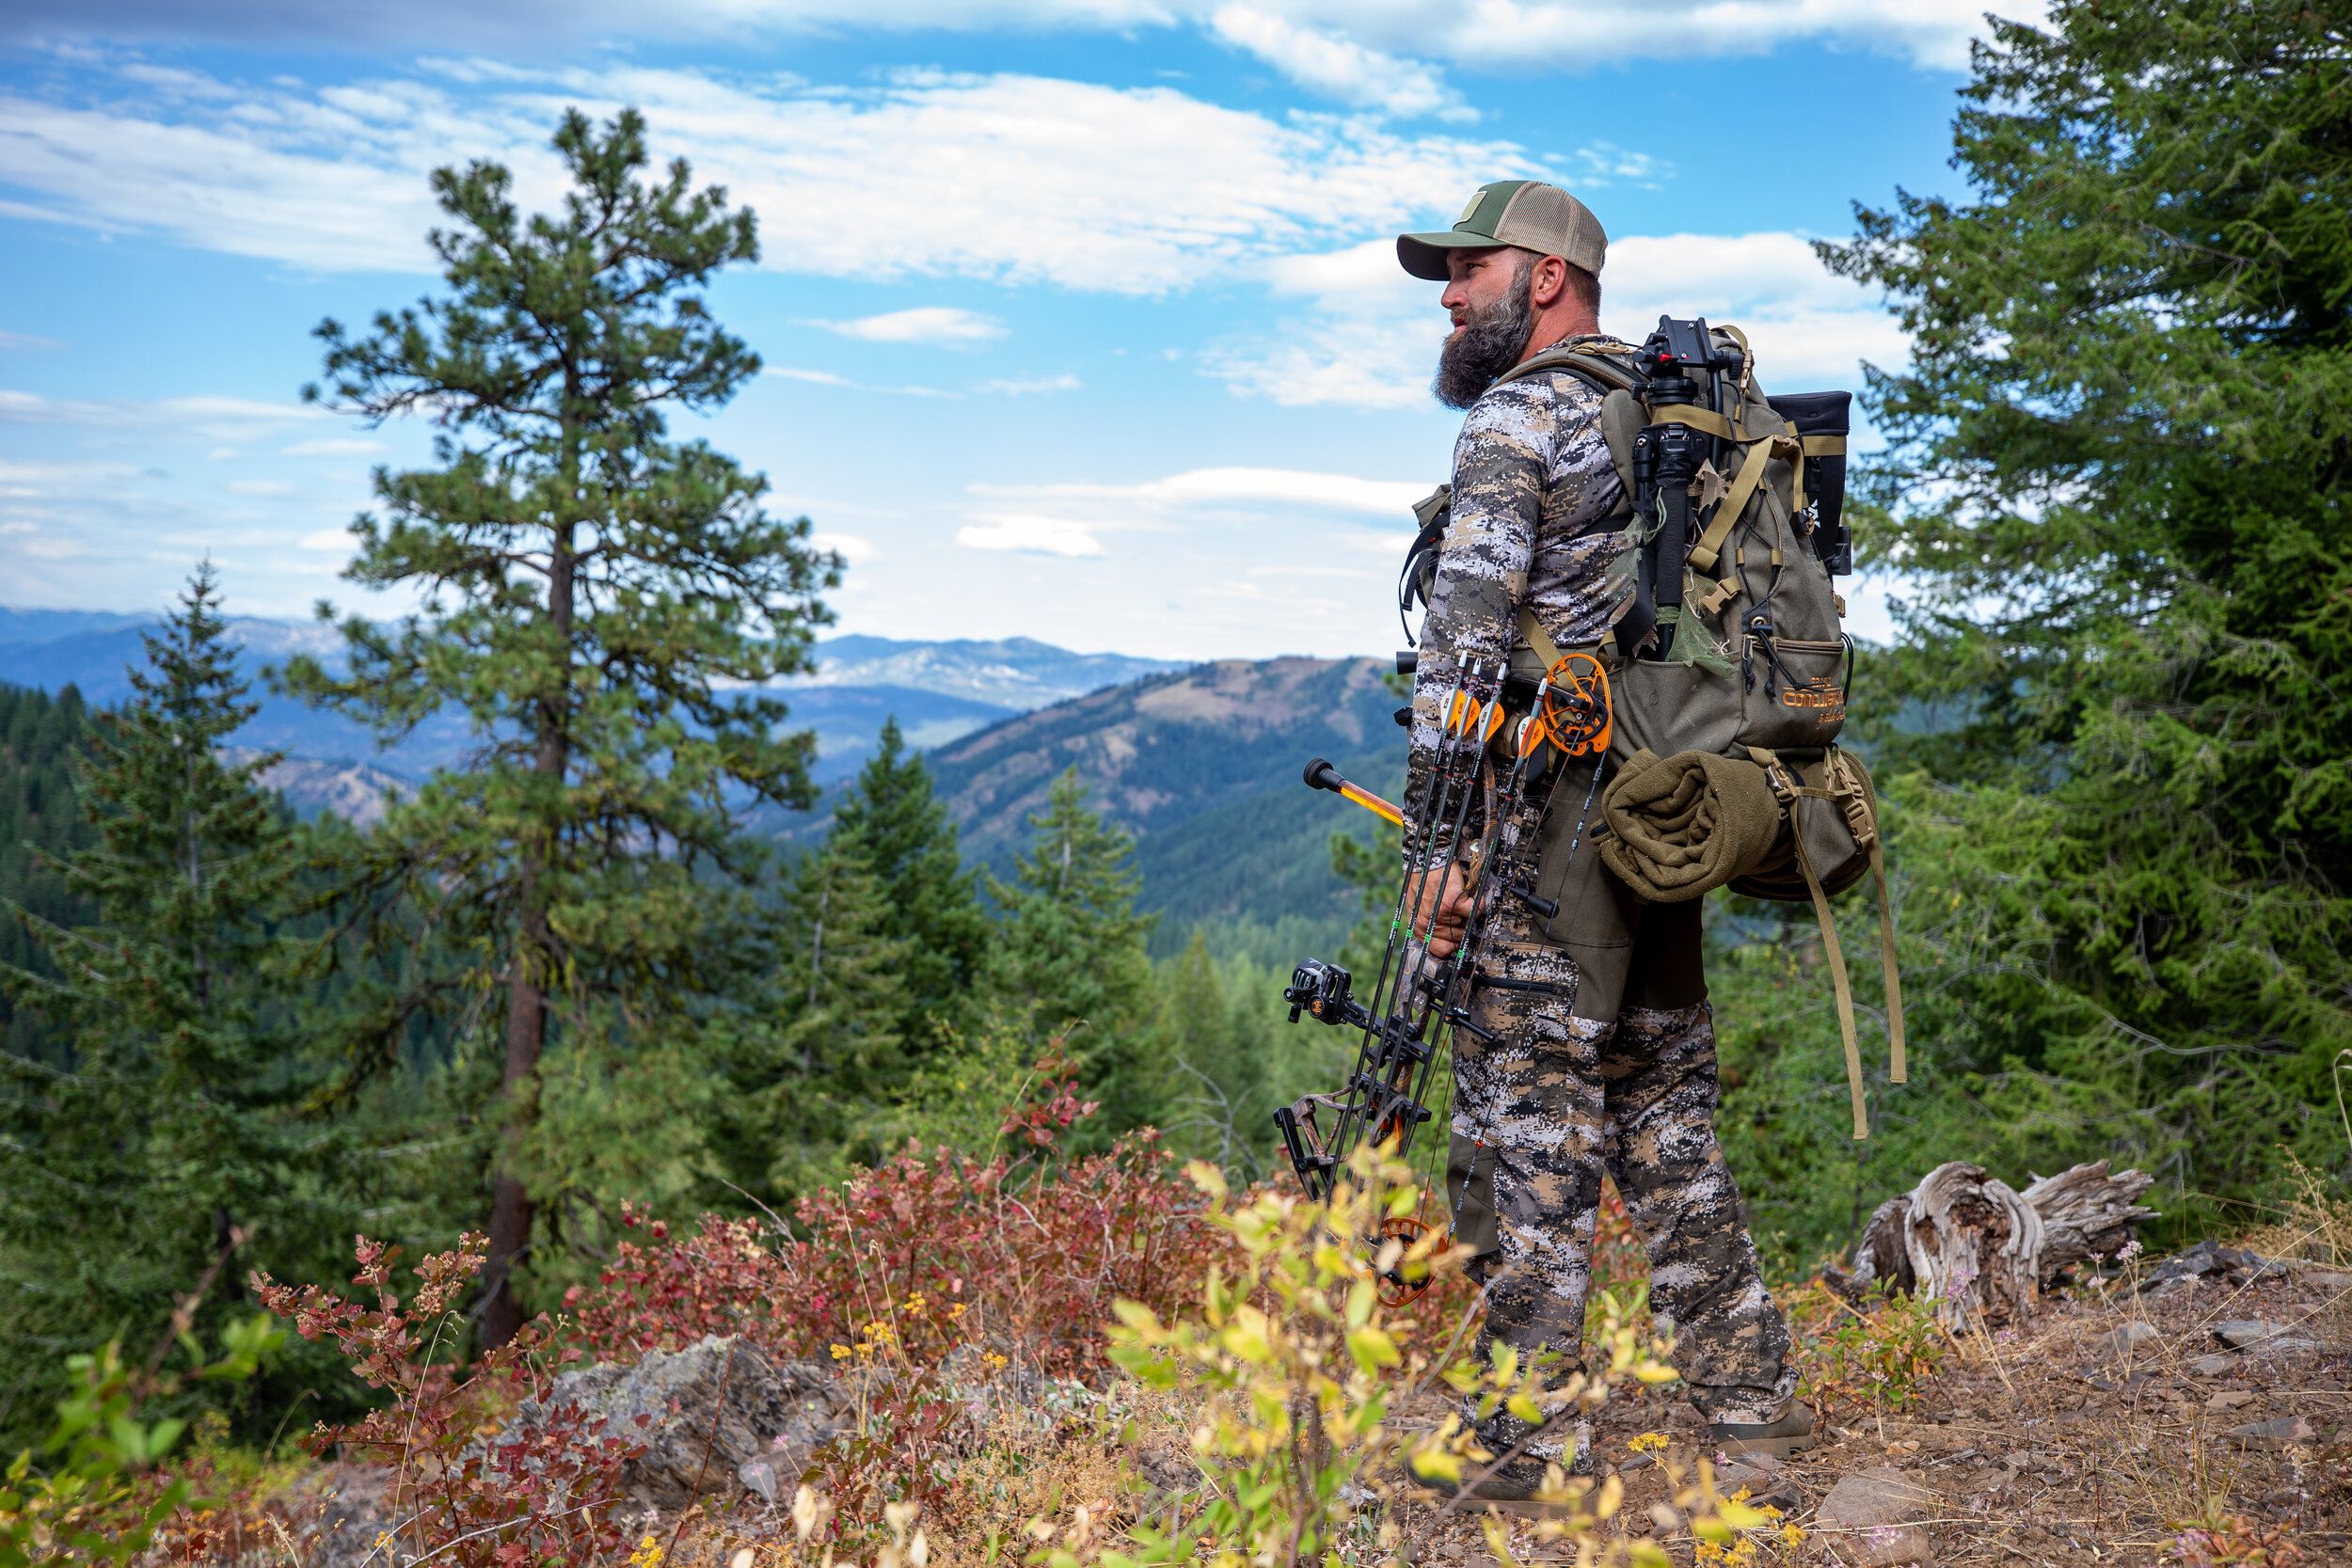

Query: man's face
[[1431, 247, 1536, 411], [1439, 248, 1523, 342]]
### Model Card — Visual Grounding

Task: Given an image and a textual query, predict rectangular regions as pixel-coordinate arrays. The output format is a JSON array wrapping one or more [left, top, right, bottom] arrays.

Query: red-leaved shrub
[[568, 1053, 1211, 1377], [255, 1234, 645, 1567], [562, 1053, 1214, 1527]]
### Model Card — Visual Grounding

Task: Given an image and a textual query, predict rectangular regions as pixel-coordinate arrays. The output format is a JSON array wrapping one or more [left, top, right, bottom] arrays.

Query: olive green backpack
[[1421, 319, 1906, 1137]]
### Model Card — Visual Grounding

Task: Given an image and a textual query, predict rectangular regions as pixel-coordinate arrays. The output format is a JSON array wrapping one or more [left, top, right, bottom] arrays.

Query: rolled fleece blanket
[[1597, 748, 1786, 903]]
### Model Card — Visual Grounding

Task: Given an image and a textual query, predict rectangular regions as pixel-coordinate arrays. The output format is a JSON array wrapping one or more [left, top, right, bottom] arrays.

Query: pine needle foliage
[[1820, 0, 2352, 1213], [277, 106, 836, 1342], [0, 564, 324, 1444], [831, 717, 989, 1048], [987, 768, 1157, 1128]]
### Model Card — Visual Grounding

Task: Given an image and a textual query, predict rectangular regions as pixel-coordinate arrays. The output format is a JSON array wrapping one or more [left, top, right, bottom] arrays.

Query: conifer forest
[[1, 2, 2347, 1560]]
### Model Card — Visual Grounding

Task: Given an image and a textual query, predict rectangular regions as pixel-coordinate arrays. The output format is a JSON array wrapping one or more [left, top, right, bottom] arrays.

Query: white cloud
[[1028, 466, 1427, 515], [977, 374, 1083, 396], [282, 436, 389, 456], [1209, 230, 1907, 410], [803, 307, 1006, 343], [0, 330, 66, 351], [0, 61, 1534, 290], [955, 515, 1105, 556], [0, 388, 322, 440], [1208, 6, 1466, 120], [947, 465, 1425, 574], [298, 527, 355, 551], [1, 0, 2038, 77], [810, 530, 878, 562], [227, 478, 296, 496], [766, 366, 958, 397]]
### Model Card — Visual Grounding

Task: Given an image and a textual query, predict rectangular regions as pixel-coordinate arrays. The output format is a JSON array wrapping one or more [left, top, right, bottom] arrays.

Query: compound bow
[[1274, 651, 1611, 1298]]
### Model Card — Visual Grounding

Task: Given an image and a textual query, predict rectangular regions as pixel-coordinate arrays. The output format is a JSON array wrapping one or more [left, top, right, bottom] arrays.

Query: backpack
[[1407, 317, 1905, 1138]]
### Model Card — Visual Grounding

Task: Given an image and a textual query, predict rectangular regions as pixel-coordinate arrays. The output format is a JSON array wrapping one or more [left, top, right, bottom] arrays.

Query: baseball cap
[[1396, 180, 1608, 281]]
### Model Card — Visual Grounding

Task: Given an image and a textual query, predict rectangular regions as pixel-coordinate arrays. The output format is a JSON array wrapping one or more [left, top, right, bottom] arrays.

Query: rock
[[284, 1464, 410, 1568], [2212, 1320, 2293, 1349], [2305, 1271, 2352, 1291], [2093, 1321, 2159, 1364], [1718, 1452, 1797, 1508], [506, 1336, 846, 1512], [2225, 1416, 2315, 1449], [738, 1452, 787, 1505], [2188, 1352, 2241, 1377], [1815, 1466, 1936, 1566], [2206, 1390, 2258, 1413]]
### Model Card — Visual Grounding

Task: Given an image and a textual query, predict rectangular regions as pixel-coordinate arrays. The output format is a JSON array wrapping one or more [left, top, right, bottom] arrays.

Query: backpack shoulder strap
[[1493, 339, 1647, 397]]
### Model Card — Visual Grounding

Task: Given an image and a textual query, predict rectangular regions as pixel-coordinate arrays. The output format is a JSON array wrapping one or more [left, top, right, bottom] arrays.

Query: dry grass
[[2239, 1149, 2352, 1273]]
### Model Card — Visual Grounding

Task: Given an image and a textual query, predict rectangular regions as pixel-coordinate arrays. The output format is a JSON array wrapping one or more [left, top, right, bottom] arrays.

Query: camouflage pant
[[1444, 804, 1795, 1466]]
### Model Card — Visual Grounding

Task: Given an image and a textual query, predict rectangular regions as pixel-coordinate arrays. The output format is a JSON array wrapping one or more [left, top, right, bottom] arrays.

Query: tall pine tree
[[0, 563, 323, 1440], [749, 834, 913, 1195], [280, 108, 835, 1343], [1820, 0, 2352, 1214], [830, 718, 986, 1049], [985, 768, 1156, 1128]]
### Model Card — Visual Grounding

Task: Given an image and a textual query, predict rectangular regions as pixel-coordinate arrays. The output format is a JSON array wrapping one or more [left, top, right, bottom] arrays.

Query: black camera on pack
[[1640, 314, 1743, 401], [1284, 958, 1370, 1029], [1630, 316, 1743, 659]]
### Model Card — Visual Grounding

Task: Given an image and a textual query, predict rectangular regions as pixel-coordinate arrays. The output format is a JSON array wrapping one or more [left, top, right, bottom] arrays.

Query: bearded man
[[1393, 180, 1812, 1501]]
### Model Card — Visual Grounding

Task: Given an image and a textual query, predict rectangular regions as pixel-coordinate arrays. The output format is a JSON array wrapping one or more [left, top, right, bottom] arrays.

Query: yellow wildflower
[[983, 1351, 1009, 1370], [628, 1534, 666, 1568], [905, 1292, 928, 1313], [1627, 1430, 1670, 1454], [829, 1343, 852, 1361], [947, 1303, 966, 1321]]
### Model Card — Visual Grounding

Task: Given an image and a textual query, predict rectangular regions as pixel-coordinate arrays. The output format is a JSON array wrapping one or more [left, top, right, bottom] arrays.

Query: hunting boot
[[1394, 1449, 1566, 1514], [1707, 1406, 1817, 1459]]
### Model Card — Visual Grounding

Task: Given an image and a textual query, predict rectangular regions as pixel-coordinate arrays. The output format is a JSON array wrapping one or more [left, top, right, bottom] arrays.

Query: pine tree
[[830, 718, 987, 1048], [0, 563, 320, 1439], [760, 834, 913, 1192], [1817, 0, 2352, 1215], [985, 768, 1155, 1125], [0, 685, 99, 1067], [1148, 929, 1264, 1171], [278, 108, 835, 1343]]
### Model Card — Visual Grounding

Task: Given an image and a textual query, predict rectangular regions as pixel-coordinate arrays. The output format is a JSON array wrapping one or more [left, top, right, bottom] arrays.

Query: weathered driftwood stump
[[1851, 1159, 2155, 1325]]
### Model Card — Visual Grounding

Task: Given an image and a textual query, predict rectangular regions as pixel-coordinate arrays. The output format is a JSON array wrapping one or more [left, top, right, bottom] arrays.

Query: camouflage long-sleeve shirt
[[1403, 341, 1630, 867]]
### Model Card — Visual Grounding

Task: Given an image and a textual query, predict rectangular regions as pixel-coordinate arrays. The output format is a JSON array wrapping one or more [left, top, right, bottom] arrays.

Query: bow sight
[[1273, 652, 1612, 1224]]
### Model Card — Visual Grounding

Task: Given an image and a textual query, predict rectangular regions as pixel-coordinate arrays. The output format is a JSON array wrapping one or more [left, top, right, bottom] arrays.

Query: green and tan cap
[[1396, 180, 1607, 281]]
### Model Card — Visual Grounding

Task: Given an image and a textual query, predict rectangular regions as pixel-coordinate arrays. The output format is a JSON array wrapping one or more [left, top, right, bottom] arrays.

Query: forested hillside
[[0, 686, 94, 1064], [770, 655, 1406, 958]]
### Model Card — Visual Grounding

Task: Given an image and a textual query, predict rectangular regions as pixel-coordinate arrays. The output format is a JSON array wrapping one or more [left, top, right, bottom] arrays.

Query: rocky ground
[[1391, 1243, 2350, 1565], [245, 1241, 2348, 1567]]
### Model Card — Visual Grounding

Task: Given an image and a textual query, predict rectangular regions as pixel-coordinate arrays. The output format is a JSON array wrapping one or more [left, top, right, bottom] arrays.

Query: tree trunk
[[1852, 1159, 2155, 1325], [481, 515, 578, 1350]]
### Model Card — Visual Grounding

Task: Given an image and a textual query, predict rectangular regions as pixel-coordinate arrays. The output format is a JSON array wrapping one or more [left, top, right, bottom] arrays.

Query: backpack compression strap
[[1751, 746, 1909, 1141]]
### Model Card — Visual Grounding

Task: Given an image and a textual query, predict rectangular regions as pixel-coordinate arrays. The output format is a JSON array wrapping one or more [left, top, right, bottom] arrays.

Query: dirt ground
[[1388, 1261, 2351, 1565]]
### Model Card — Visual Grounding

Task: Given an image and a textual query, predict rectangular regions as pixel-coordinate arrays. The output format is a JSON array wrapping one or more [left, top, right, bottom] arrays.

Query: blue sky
[[0, 1, 2010, 660]]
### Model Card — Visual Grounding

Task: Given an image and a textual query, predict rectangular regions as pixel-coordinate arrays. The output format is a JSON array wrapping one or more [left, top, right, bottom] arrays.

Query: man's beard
[[1433, 258, 1535, 410]]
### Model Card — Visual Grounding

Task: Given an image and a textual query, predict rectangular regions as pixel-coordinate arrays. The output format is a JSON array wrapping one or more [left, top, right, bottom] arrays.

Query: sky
[[0, 0, 2014, 661]]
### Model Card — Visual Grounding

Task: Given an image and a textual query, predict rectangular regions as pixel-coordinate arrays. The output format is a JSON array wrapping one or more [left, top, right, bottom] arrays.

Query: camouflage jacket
[[1403, 338, 1630, 866]]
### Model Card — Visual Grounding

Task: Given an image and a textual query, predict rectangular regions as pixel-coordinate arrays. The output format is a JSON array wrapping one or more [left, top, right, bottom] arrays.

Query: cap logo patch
[[1458, 192, 1483, 223]]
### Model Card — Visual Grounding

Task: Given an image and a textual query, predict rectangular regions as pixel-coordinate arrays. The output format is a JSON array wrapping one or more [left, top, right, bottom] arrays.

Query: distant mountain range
[[0, 608, 1182, 807], [1, 606, 1399, 944]]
